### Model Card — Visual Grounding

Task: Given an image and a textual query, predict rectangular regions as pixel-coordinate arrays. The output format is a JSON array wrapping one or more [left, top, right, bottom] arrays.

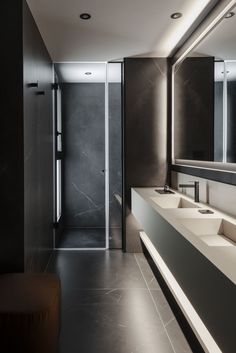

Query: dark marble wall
[[214, 82, 223, 162], [174, 57, 214, 161], [23, 1, 54, 271], [227, 81, 236, 163], [124, 58, 168, 252], [109, 83, 122, 249], [62, 83, 106, 228]]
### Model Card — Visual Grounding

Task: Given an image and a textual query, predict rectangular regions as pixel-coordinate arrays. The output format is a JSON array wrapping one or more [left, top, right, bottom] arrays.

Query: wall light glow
[[155, 0, 212, 56]]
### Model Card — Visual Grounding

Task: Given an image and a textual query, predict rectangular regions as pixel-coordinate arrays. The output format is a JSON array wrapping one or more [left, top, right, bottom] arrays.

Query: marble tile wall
[[62, 83, 106, 228], [124, 58, 168, 252], [61, 82, 123, 248]]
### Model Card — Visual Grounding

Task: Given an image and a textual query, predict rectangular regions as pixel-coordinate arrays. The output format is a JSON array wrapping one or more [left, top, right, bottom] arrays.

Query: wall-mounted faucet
[[179, 181, 199, 203]]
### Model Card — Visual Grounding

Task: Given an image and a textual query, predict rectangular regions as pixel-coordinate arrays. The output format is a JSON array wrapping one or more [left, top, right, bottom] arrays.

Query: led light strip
[[172, 0, 236, 163], [105, 62, 109, 249], [53, 61, 107, 64], [222, 61, 228, 163], [52, 65, 56, 249], [174, 1, 236, 67], [140, 231, 222, 353], [54, 248, 107, 251]]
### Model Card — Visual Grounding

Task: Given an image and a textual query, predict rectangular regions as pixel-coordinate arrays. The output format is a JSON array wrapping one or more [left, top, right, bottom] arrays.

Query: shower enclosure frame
[[53, 62, 115, 250]]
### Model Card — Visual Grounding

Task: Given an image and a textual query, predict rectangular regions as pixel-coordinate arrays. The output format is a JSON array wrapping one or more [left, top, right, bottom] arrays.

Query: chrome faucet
[[179, 181, 200, 203]]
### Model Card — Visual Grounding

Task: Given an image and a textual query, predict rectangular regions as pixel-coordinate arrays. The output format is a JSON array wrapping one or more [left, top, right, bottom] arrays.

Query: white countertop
[[132, 187, 236, 285]]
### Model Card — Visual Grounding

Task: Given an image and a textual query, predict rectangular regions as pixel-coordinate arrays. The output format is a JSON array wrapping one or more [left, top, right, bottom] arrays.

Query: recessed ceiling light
[[170, 12, 182, 19], [80, 13, 91, 20], [85, 72, 92, 75], [225, 11, 235, 19]]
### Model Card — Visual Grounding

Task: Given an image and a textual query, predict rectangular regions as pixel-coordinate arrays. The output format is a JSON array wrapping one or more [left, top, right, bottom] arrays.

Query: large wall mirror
[[173, 3, 236, 167]]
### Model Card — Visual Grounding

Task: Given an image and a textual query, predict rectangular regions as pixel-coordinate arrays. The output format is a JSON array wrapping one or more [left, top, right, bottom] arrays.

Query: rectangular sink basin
[[151, 196, 199, 209], [180, 218, 236, 246]]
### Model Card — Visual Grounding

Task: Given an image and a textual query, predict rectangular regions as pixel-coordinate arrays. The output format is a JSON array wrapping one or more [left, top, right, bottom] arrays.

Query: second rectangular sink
[[180, 218, 236, 246], [151, 196, 199, 209]]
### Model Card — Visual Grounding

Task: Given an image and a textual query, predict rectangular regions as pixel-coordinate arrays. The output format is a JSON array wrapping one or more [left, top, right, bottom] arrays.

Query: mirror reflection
[[174, 7, 236, 163]]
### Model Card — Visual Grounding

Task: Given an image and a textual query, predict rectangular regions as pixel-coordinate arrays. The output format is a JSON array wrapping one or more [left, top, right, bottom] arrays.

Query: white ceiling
[[26, 0, 214, 62], [195, 5, 236, 60], [55, 62, 122, 83]]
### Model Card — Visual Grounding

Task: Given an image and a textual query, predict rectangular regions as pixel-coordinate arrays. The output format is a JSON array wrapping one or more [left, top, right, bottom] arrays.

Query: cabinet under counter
[[132, 187, 236, 353]]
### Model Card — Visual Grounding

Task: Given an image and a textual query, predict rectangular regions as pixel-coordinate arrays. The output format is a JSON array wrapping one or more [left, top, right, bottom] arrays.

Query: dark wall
[[227, 81, 236, 163], [124, 58, 168, 252], [174, 57, 214, 161], [0, 1, 24, 272], [109, 83, 122, 248], [62, 83, 106, 228], [0, 1, 53, 273], [23, 1, 54, 271], [214, 82, 223, 162]]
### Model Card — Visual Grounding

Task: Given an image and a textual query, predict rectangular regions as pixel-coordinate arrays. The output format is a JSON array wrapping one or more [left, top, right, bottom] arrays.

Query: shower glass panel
[[55, 84, 62, 221], [214, 61, 224, 162], [54, 62, 122, 249], [214, 60, 236, 163], [107, 63, 122, 248], [55, 63, 107, 249]]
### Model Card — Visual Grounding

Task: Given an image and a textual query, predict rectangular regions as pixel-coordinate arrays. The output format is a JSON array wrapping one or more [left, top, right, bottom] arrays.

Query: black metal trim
[[54, 216, 63, 247], [56, 151, 62, 160], [52, 83, 59, 90], [167, 59, 172, 185], [121, 61, 126, 252], [171, 164, 236, 186], [28, 82, 38, 88]]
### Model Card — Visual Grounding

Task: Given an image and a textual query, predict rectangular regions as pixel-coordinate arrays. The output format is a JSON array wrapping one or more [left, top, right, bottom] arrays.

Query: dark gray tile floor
[[56, 228, 106, 248], [47, 250, 193, 353]]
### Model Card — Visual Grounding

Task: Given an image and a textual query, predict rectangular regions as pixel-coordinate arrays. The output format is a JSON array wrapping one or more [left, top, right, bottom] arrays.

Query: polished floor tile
[[150, 289, 174, 326], [135, 254, 192, 353], [135, 253, 161, 290], [59, 289, 174, 353], [47, 250, 147, 290], [47, 250, 192, 353], [56, 228, 106, 248], [165, 318, 193, 353]]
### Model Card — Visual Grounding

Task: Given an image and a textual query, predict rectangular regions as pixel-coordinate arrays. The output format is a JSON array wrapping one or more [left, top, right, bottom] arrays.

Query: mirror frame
[[171, 0, 236, 185]]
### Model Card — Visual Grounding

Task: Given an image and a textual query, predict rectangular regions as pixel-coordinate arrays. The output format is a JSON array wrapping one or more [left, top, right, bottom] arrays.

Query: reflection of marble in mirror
[[174, 6, 236, 163]]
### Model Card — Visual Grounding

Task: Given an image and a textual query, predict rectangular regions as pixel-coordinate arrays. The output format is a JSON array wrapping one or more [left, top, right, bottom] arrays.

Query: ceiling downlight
[[170, 12, 183, 19], [225, 11, 235, 19], [80, 13, 91, 20]]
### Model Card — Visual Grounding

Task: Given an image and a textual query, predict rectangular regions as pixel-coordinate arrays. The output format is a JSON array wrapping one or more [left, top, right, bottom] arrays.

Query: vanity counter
[[132, 187, 236, 285], [132, 187, 236, 353]]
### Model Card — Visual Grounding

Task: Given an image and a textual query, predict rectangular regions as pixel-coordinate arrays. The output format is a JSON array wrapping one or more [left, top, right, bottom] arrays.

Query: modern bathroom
[[0, 1, 235, 353]]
